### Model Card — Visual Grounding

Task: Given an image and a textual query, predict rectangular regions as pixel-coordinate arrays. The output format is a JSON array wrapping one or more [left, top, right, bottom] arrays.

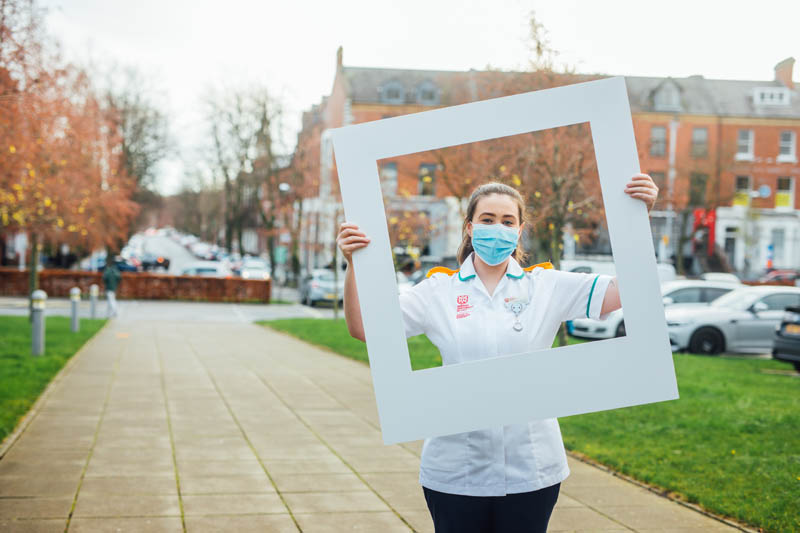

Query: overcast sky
[[42, 0, 799, 195]]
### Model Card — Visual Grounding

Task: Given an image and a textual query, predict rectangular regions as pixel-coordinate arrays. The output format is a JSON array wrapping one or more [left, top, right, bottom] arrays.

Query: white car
[[559, 259, 677, 283], [181, 261, 232, 278], [666, 286, 800, 354], [570, 280, 741, 340], [240, 257, 271, 281]]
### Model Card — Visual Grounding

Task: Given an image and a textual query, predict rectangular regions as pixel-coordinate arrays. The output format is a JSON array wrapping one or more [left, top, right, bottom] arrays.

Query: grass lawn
[[263, 317, 800, 533], [0, 316, 106, 444]]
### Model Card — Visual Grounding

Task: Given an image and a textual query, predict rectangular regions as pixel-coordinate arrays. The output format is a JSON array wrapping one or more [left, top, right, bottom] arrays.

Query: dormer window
[[416, 81, 440, 105], [653, 82, 681, 112], [380, 81, 405, 104], [753, 87, 791, 107]]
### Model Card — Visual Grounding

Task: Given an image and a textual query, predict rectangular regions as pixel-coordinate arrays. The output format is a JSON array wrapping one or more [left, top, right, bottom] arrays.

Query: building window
[[650, 126, 666, 157], [754, 87, 791, 107], [778, 131, 797, 162], [736, 129, 754, 160], [379, 162, 398, 197], [733, 175, 751, 207], [776, 177, 794, 209], [689, 173, 708, 206], [418, 164, 436, 196], [691, 128, 708, 158], [380, 81, 404, 104], [416, 81, 440, 106], [653, 84, 681, 112]]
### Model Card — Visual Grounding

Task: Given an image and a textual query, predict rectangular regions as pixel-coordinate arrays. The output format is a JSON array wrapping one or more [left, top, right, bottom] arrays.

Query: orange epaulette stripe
[[523, 261, 554, 271], [426, 266, 459, 278]]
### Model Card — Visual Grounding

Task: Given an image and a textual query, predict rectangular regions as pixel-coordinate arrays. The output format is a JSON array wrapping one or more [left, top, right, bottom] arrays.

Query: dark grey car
[[300, 269, 345, 306]]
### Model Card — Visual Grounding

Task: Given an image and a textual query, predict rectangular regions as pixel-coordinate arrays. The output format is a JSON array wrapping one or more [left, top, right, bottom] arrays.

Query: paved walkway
[[0, 319, 742, 532]]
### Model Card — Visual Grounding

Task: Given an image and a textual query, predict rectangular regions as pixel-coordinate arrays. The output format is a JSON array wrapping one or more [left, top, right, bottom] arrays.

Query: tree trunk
[[27, 233, 39, 322]]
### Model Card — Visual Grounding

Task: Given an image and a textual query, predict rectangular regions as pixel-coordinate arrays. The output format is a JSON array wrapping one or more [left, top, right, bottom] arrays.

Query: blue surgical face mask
[[471, 223, 519, 266]]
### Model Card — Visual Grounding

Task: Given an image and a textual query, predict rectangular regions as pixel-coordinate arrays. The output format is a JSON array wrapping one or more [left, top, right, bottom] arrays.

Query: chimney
[[774, 57, 795, 89], [336, 46, 343, 73]]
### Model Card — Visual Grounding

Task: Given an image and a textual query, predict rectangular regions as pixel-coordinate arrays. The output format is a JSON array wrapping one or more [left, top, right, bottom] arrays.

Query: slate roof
[[342, 66, 800, 120]]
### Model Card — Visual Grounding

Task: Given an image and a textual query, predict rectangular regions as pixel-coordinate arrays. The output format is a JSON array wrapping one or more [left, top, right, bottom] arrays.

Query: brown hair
[[456, 182, 528, 265]]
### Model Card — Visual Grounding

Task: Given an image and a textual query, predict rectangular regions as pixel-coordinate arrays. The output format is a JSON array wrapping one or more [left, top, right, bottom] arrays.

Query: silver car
[[571, 280, 740, 339], [300, 269, 345, 306], [665, 286, 800, 354]]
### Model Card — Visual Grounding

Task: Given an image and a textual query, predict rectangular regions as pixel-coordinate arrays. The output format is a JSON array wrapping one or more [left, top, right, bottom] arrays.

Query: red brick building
[[299, 49, 799, 275]]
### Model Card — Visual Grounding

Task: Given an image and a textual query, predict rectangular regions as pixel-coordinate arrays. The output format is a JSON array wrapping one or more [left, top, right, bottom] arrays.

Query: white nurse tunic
[[398, 252, 612, 497]]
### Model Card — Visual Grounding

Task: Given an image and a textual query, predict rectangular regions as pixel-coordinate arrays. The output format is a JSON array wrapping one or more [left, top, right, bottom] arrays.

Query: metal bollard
[[70, 287, 81, 333], [89, 284, 99, 319], [31, 290, 47, 356]]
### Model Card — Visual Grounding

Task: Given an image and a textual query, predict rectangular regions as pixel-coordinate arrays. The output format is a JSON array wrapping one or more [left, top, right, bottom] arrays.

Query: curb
[[0, 319, 112, 460], [566, 450, 761, 533]]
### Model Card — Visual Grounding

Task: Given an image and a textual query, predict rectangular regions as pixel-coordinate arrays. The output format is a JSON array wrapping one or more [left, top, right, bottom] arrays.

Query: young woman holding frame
[[337, 174, 658, 533]]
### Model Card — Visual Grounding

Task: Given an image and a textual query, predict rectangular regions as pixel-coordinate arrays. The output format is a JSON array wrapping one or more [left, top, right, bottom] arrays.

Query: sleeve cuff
[[587, 275, 613, 320]]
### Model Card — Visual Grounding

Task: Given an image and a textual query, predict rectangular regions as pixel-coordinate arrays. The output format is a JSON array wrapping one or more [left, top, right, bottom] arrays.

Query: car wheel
[[793, 362, 800, 373], [309, 299, 317, 308], [615, 320, 626, 337], [688, 327, 724, 355]]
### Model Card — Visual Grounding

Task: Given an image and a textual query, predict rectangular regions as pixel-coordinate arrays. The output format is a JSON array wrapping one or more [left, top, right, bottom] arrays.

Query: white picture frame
[[331, 77, 678, 444]]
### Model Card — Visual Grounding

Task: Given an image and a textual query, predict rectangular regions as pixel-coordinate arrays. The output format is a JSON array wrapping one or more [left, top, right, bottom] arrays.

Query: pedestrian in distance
[[102, 258, 122, 318], [337, 175, 658, 533]]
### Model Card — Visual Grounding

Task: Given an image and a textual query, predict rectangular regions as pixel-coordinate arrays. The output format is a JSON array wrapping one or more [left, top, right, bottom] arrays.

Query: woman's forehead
[[475, 194, 519, 216]]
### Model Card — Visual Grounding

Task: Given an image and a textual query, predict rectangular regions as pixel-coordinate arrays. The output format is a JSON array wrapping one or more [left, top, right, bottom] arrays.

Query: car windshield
[[315, 271, 335, 282], [243, 259, 267, 268], [710, 289, 761, 310]]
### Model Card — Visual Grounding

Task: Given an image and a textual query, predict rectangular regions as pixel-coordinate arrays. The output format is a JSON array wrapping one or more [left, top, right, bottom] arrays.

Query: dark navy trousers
[[423, 483, 560, 533]]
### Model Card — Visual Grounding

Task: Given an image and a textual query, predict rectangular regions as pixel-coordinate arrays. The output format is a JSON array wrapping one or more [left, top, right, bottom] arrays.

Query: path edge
[[0, 319, 112, 460], [565, 449, 761, 533]]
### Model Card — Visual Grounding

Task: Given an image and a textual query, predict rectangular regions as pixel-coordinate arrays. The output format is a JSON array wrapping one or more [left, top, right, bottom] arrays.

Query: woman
[[337, 175, 658, 533]]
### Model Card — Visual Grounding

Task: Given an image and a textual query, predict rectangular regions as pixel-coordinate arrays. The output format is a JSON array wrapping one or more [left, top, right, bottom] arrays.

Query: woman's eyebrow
[[477, 212, 496, 218]]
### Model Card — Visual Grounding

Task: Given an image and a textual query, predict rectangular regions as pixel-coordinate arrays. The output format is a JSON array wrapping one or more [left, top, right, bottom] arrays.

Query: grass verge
[[0, 316, 106, 443], [261, 317, 800, 533]]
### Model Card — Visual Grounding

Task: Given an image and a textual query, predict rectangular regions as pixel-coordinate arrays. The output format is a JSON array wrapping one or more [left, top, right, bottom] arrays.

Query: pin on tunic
[[504, 298, 529, 331]]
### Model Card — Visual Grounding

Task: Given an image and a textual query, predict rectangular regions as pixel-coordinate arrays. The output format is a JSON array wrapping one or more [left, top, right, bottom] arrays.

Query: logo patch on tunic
[[456, 294, 472, 318]]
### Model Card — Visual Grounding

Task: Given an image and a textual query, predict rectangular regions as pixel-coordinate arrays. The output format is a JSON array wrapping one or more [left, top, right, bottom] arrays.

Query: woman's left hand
[[624, 173, 659, 212]]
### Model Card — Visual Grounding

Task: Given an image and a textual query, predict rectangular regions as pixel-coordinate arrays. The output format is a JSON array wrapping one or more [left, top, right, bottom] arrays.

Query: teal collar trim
[[458, 270, 476, 281], [505, 271, 524, 279], [586, 275, 600, 317]]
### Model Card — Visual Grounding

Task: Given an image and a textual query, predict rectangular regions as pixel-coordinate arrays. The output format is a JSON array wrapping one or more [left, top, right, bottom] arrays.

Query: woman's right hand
[[337, 222, 370, 264]]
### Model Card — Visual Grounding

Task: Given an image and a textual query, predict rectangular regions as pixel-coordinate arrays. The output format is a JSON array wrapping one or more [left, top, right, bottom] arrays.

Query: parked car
[[759, 269, 800, 286], [559, 259, 677, 283], [98, 256, 139, 272], [140, 253, 170, 271], [180, 261, 233, 278], [239, 257, 271, 281], [570, 279, 741, 340], [300, 269, 345, 306], [665, 286, 800, 355], [772, 306, 800, 372], [699, 272, 741, 284]]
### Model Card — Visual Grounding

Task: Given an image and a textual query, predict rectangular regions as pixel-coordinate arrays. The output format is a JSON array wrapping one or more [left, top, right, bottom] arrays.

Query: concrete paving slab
[[281, 491, 391, 514], [69, 517, 184, 532], [181, 493, 286, 515], [0, 498, 74, 519], [72, 493, 181, 517], [293, 511, 411, 533], [0, 518, 67, 533], [184, 514, 298, 533], [270, 472, 368, 493], [178, 474, 275, 495]]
